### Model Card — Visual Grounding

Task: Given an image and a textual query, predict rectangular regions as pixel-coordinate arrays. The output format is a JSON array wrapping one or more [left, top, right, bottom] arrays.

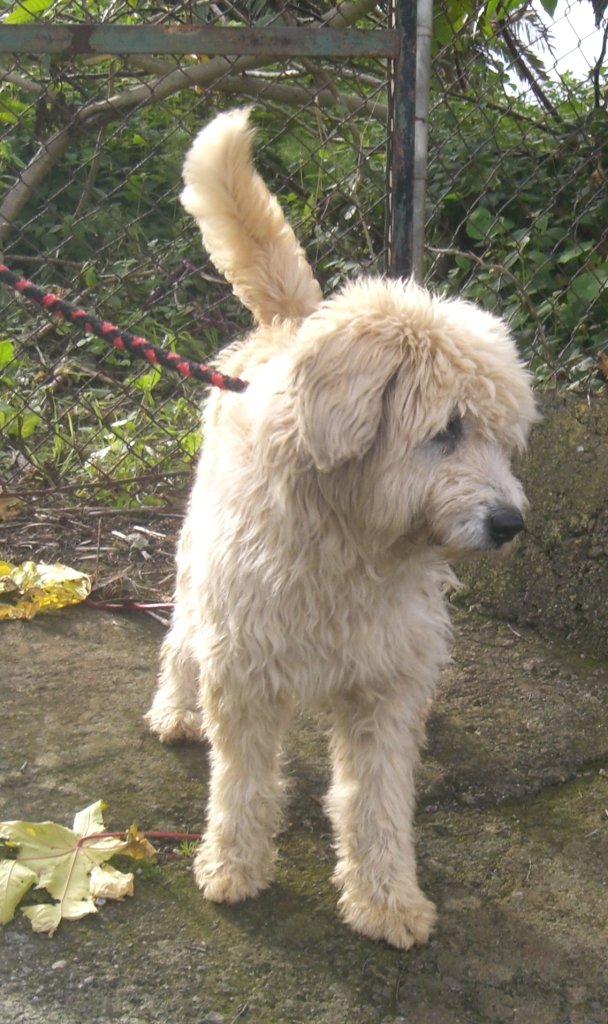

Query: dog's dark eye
[[431, 413, 463, 452]]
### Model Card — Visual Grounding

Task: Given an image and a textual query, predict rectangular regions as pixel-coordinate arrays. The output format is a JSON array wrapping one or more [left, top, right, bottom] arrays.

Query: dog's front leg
[[194, 687, 293, 903], [326, 686, 436, 949]]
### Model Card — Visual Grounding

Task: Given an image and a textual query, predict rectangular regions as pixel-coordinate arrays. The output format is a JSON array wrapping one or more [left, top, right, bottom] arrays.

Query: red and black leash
[[0, 263, 249, 393]]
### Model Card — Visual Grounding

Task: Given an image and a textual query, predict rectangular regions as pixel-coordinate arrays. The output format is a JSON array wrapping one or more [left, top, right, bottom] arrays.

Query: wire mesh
[[426, 0, 608, 389], [0, 0, 606, 593], [0, 1, 389, 527]]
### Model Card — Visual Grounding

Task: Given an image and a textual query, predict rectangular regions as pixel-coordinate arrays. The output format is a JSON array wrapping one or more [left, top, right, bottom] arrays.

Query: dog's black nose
[[488, 507, 525, 546]]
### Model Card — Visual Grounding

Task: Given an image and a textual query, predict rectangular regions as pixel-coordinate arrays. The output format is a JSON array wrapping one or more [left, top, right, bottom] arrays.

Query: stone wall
[[458, 392, 608, 657]]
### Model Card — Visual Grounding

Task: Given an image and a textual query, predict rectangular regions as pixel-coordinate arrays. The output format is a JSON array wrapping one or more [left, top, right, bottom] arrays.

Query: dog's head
[[292, 278, 538, 559]]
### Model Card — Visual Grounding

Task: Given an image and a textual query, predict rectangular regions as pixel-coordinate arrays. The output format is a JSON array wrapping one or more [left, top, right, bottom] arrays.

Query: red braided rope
[[0, 264, 248, 393]]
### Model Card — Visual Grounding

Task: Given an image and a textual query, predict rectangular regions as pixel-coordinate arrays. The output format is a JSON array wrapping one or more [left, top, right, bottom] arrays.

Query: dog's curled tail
[[181, 108, 323, 326]]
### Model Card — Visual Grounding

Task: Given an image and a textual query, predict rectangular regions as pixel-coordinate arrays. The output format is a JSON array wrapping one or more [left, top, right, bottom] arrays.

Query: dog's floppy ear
[[294, 318, 403, 472]]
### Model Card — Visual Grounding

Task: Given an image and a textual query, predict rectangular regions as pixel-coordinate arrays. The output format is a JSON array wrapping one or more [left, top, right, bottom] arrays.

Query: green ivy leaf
[[557, 242, 595, 264], [19, 411, 41, 439], [538, 0, 559, 16], [466, 206, 496, 242], [570, 269, 608, 303], [0, 339, 14, 367], [3, 0, 56, 24]]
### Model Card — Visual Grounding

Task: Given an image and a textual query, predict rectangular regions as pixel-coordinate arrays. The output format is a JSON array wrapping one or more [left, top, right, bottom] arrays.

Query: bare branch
[[592, 21, 608, 109], [0, 0, 387, 236], [0, 69, 45, 95], [324, 0, 382, 28], [215, 74, 387, 122], [497, 19, 562, 122], [0, 127, 74, 242]]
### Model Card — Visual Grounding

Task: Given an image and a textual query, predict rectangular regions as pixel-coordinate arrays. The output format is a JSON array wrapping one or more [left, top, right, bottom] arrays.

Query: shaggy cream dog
[[146, 109, 537, 949]]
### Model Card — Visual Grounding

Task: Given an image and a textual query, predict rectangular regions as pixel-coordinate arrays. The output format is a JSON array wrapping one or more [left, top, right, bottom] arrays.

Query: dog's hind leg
[[145, 622, 204, 742], [326, 686, 437, 950], [194, 686, 293, 903], [146, 526, 204, 742], [145, 622, 204, 745]]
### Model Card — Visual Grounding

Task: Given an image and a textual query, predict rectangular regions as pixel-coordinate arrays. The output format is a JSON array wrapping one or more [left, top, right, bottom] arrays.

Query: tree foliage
[[0, 0, 605, 507], [429, 0, 608, 385]]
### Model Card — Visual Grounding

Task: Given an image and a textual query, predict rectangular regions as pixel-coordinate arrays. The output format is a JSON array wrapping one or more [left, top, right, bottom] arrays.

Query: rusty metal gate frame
[[0, 1, 421, 279]]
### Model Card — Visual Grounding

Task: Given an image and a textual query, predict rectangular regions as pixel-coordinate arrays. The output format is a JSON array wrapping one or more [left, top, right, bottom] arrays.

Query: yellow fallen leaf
[[72, 800, 106, 837], [0, 560, 91, 620], [22, 903, 63, 935], [0, 800, 153, 935], [0, 495, 25, 521], [123, 823, 157, 861], [0, 860, 37, 924], [90, 863, 134, 900]]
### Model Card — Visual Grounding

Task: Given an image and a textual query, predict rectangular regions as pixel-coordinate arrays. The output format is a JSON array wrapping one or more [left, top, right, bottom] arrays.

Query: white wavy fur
[[146, 109, 538, 949]]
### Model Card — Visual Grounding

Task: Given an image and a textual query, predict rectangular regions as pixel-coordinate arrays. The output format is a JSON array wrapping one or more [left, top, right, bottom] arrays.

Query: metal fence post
[[389, 0, 433, 282], [388, 0, 417, 280], [412, 0, 434, 282]]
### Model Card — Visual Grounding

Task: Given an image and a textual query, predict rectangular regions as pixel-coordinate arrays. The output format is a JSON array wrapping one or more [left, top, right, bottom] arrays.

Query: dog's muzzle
[[487, 507, 525, 547]]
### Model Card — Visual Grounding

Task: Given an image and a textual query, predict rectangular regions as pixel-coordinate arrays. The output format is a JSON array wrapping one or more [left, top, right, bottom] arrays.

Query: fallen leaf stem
[[76, 829, 203, 848], [84, 599, 174, 612]]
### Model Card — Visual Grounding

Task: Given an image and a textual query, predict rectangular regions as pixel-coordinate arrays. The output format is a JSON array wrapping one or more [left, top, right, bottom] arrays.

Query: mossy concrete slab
[[2, 606, 607, 1024]]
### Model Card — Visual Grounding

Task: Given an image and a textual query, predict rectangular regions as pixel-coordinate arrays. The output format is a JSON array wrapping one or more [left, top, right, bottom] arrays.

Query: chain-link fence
[[0, 0, 606, 598], [427, 0, 608, 387], [0, 0, 393, 590]]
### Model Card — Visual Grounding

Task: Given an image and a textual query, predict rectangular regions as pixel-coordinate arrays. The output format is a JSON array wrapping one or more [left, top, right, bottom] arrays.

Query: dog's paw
[[144, 706, 203, 743], [193, 848, 272, 904], [338, 888, 437, 950]]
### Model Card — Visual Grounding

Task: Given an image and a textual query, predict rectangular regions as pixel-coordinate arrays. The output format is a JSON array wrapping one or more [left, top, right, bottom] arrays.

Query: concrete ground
[[1, 604, 607, 1024]]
